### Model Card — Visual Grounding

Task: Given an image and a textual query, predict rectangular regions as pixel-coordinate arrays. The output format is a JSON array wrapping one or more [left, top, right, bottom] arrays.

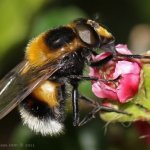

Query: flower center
[[99, 63, 118, 88]]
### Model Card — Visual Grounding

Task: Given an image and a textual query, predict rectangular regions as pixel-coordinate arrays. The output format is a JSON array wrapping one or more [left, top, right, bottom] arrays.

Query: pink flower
[[89, 44, 142, 103]]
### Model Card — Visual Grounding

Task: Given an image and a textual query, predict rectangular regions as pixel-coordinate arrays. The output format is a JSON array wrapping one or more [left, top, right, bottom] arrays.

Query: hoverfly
[[0, 18, 149, 136]]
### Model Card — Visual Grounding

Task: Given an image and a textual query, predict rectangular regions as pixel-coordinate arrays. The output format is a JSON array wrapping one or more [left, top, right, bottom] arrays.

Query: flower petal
[[116, 74, 140, 103], [92, 52, 111, 61], [92, 82, 118, 100], [115, 44, 132, 54], [113, 61, 141, 79]]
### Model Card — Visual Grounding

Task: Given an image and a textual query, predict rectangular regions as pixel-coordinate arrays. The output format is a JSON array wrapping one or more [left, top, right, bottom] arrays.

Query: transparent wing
[[0, 60, 61, 119]]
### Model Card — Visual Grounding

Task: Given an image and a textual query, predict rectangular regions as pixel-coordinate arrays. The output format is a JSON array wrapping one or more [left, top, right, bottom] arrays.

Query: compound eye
[[76, 24, 100, 47]]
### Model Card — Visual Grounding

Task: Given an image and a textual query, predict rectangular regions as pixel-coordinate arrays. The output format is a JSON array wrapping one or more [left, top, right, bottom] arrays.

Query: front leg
[[66, 75, 98, 81], [65, 75, 120, 82]]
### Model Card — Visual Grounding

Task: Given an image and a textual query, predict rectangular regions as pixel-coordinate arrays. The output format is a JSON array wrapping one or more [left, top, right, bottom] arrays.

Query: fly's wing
[[0, 60, 62, 119]]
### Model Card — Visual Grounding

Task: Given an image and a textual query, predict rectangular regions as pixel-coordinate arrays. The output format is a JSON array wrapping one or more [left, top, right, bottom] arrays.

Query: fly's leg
[[78, 96, 131, 126], [71, 82, 80, 126], [117, 54, 150, 59]]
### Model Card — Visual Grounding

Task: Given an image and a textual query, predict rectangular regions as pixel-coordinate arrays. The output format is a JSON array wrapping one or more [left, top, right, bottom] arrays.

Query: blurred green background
[[0, 0, 150, 150]]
